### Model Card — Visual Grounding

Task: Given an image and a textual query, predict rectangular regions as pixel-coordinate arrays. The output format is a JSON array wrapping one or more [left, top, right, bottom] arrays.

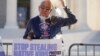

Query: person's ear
[[38, 6, 41, 12]]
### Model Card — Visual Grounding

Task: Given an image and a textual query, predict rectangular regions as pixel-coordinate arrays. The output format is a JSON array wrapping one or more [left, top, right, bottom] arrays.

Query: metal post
[[85, 46, 87, 56], [93, 45, 95, 56]]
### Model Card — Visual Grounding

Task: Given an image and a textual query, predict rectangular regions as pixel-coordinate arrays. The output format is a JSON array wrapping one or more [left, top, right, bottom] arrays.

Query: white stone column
[[78, 0, 89, 30], [30, 0, 43, 18], [87, 0, 100, 31], [69, 0, 89, 30], [5, 0, 18, 29]]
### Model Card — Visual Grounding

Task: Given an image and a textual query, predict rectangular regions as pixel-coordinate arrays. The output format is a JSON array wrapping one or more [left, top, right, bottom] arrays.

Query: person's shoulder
[[31, 16, 39, 20], [29, 16, 39, 22]]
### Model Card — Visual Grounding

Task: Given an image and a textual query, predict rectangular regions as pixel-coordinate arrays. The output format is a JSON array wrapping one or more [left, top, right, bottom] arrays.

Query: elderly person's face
[[39, 1, 52, 17]]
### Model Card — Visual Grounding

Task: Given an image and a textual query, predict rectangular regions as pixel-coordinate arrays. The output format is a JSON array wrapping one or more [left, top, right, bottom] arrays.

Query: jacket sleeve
[[62, 6, 77, 26], [23, 20, 32, 39]]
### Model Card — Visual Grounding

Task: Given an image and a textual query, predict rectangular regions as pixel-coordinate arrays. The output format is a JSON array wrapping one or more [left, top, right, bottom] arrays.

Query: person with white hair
[[23, 0, 77, 40]]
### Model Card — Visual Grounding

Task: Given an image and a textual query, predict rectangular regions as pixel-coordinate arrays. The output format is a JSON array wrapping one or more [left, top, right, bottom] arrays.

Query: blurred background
[[0, 0, 100, 56]]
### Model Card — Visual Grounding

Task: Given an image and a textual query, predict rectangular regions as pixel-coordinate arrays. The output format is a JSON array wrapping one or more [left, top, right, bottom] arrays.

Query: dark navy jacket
[[23, 7, 77, 39]]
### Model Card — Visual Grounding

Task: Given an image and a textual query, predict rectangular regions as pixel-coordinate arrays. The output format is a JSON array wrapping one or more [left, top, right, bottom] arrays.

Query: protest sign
[[13, 39, 62, 56]]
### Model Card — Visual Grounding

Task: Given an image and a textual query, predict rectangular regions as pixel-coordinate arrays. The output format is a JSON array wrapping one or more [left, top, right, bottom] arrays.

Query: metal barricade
[[68, 43, 100, 56], [3, 43, 12, 56], [3, 43, 100, 56]]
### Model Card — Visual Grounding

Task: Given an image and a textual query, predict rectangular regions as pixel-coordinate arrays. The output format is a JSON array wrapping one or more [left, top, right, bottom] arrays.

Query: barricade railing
[[3, 42, 100, 56], [68, 43, 100, 56]]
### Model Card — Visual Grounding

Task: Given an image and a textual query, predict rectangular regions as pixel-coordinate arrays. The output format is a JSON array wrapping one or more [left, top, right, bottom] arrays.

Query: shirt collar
[[39, 16, 48, 23]]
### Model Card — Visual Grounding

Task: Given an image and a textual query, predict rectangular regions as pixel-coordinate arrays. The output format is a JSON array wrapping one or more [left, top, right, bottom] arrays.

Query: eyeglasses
[[40, 6, 51, 12]]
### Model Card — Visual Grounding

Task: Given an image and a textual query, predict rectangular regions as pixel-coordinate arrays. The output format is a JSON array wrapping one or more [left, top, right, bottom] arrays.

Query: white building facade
[[0, 0, 100, 56], [0, 0, 100, 29], [0, 0, 100, 46]]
